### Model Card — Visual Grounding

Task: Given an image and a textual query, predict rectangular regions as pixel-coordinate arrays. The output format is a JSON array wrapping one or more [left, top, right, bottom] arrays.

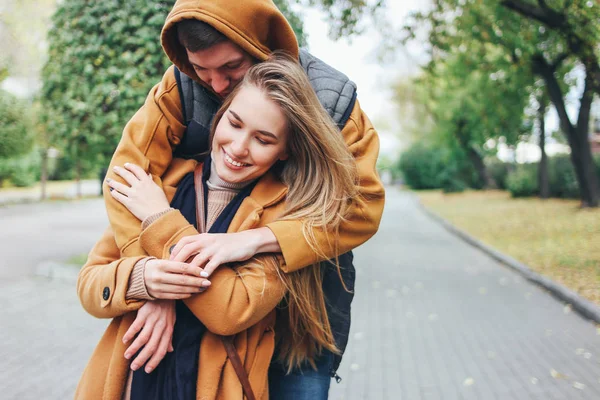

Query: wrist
[[251, 227, 281, 254]]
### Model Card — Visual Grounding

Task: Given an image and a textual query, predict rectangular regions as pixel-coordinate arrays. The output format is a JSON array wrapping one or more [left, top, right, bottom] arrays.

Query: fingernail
[[106, 178, 111, 183], [109, 188, 114, 192], [202, 281, 211, 287], [125, 162, 130, 167], [200, 271, 209, 278], [125, 353, 131, 359], [131, 363, 138, 370], [145, 367, 153, 373], [113, 166, 118, 171]]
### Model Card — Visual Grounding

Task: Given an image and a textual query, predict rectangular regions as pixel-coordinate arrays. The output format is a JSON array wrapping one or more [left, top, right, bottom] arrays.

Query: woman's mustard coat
[[76, 158, 290, 400]]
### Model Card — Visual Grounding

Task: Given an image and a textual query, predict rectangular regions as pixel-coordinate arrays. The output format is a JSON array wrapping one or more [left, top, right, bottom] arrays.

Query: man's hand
[[122, 300, 176, 374], [169, 228, 281, 276], [144, 259, 211, 299], [106, 162, 171, 221]]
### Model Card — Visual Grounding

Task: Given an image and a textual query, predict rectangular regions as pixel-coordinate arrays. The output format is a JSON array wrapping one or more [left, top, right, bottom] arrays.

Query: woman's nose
[[229, 136, 249, 158]]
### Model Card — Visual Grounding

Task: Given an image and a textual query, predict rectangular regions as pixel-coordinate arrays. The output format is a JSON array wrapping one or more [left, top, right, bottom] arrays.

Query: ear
[[279, 152, 289, 161]]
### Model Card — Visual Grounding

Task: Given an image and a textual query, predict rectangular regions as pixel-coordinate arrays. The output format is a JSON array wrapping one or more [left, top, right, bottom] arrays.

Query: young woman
[[75, 53, 357, 399]]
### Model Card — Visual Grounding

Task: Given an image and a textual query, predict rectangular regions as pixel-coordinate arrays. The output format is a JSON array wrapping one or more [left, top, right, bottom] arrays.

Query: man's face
[[186, 41, 255, 98]]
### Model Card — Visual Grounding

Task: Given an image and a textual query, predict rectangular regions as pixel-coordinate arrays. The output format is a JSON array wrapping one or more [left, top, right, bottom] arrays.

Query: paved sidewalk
[[0, 187, 599, 399], [0, 179, 101, 205]]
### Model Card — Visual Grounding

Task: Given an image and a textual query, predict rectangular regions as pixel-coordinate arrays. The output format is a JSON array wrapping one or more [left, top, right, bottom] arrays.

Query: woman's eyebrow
[[229, 110, 278, 140]]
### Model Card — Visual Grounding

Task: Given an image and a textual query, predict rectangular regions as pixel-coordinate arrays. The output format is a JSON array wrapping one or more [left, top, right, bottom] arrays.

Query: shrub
[[398, 142, 446, 189], [486, 158, 512, 189], [548, 155, 579, 199], [506, 163, 538, 197]]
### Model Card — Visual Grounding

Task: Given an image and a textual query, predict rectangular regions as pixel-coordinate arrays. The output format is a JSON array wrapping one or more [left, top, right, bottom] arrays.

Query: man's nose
[[210, 71, 229, 95]]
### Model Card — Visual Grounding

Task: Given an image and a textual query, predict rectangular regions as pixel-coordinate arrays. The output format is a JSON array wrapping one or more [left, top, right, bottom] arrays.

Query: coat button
[[102, 287, 110, 301]]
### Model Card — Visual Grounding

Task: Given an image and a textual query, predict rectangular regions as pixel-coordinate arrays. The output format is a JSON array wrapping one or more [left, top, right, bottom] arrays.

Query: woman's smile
[[222, 149, 250, 169]]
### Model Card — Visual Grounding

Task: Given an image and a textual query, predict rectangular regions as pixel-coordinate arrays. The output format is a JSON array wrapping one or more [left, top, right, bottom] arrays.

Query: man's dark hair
[[176, 19, 228, 52]]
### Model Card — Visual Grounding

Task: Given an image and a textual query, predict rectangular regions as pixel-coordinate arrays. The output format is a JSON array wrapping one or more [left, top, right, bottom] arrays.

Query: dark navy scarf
[[131, 156, 257, 400]]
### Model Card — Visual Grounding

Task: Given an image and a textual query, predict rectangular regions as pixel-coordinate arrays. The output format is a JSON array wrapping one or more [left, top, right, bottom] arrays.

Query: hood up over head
[[161, 0, 299, 82]]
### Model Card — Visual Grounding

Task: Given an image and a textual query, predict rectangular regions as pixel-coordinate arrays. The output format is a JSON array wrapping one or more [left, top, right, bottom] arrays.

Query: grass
[[418, 190, 600, 305], [65, 253, 90, 267]]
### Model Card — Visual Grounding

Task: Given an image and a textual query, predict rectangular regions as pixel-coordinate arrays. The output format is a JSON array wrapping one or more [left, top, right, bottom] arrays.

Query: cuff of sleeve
[[142, 208, 175, 230], [126, 257, 156, 300], [266, 220, 317, 272]]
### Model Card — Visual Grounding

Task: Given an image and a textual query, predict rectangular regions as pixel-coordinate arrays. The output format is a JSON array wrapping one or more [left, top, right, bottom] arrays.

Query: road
[[0, 188, 599, 399]]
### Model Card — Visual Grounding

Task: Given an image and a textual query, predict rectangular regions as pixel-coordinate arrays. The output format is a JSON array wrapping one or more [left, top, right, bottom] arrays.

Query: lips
[[223, 149, 250, 168]]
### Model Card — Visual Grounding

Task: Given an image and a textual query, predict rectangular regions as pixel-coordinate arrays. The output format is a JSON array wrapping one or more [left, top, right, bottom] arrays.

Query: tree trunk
[[533, 55, 599, 207], [76, 157, 82, 199], [455, 118, 494, 188], [40, 148, 48, 201], [538, 98, 549, 199]]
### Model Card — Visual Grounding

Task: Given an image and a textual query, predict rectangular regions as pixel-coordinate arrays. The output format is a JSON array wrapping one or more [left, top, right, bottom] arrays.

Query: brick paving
[[1, 188, 599, 399]]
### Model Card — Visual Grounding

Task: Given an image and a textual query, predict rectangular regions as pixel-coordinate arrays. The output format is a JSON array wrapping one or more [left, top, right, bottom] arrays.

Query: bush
[[0, 150, 41, 187], [549, 155, 579, 199], [506, 163, 538, 197], [0, 90, 34, 159], [398, 142, 446, 189], [486, 158, 512, 189]]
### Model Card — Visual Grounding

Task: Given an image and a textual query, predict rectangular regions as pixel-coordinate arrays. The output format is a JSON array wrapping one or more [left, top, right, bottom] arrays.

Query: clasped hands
[[106, 163, 263, 373]]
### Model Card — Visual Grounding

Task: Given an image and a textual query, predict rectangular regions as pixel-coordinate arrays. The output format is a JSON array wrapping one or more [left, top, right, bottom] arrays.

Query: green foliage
[[505, 155, 600, 199], [398, 142, 446, 190], [506, 163, 538, 197], [548, 155, 579, 199], [0, 90, 34, 158], [0, 149, 41, 187], [273, 0, 308, 47], [304, 0, 383, 39], [398, 141, 475, 191], [487, 158, 512, 190], [41, 0, 175, 176]]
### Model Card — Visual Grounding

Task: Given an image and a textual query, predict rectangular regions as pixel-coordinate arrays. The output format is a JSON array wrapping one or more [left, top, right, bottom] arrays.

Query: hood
[[161, 0, 299, 82]]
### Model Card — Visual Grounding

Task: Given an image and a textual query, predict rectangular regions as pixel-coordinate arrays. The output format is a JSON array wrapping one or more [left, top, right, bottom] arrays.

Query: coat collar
[[227, 170, 288, 233]]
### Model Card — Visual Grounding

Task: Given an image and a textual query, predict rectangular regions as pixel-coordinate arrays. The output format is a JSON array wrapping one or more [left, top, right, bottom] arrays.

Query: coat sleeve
[[103, 65, 186, 257], [138, 210, 287, 336], [266, 100, 385, 272], [76, 227, 147, 319]]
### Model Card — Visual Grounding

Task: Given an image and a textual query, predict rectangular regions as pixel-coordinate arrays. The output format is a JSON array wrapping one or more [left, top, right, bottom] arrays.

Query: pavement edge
[[417, 198, 600, 325]]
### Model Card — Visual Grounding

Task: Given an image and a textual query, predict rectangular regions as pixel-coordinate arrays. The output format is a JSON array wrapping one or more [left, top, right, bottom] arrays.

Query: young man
[[103, 0, 384, 397]]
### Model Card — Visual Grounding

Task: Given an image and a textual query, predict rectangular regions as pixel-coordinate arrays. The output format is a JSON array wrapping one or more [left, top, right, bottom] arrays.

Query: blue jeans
[[268, 350, 335, 400]]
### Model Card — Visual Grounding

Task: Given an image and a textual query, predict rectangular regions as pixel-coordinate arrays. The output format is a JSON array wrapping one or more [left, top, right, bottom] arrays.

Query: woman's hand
[[169, 228, 280, 276], [122, 300, 176, 373], [144, 258, 212, 299], [106, 163, 171, 221]]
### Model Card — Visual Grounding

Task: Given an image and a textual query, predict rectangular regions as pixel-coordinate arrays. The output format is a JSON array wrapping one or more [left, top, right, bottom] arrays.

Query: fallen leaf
[[463, 377, 475, 387], [563, 304, 572, 314], [530, 377, 538, 385], [478, 287, 487, 295], [350, 363, 360, 372], [573, 382, 585, 390], [428, 313, 438, 321]]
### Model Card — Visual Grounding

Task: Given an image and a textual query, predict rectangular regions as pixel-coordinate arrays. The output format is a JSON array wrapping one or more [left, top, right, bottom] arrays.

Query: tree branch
[[531, 54, 573, 135], [501, 0, 566, 28], [577, 73, 593, 134]]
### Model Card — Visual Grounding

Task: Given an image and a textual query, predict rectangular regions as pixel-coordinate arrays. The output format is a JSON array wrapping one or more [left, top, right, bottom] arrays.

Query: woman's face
[[211, 84, 289, 184]]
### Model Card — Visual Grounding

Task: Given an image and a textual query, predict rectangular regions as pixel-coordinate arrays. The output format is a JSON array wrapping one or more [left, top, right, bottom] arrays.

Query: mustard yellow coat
[[76, 159, 290, 400], [103, 0, 385, 272]]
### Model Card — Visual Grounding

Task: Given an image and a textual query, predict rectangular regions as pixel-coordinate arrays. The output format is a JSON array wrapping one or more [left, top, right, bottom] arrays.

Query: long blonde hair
[[210, 52, 358, 371]]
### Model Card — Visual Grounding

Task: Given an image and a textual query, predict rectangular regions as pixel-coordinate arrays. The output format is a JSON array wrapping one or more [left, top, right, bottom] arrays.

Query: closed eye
[[228, 118, 241, 129]]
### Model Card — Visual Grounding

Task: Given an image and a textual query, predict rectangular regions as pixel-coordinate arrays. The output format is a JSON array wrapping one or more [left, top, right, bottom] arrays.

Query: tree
[[404, 0, 599, 206]]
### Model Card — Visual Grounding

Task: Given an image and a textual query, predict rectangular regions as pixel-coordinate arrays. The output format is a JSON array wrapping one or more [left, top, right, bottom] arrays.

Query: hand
[[106, 163, 171, 221], [144, 258, 212, 299], [122, 300, 176, 374], [169, 231, 262, 276]]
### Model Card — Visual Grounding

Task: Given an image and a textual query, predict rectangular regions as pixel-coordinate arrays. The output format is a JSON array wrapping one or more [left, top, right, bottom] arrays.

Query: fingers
[[112, 165, 139, 186], [106, 179, 131, 196], [109, 186, 130, 205], [203, 258, 222, 277], [162, 260, 207, 278], [125, 318, 156, 363], [123, 313, 146, 345], [130, 320, 164, 371], [171, 235, 206, 262], [123, 162, 150, 181], [143, 326, 173, 373]]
